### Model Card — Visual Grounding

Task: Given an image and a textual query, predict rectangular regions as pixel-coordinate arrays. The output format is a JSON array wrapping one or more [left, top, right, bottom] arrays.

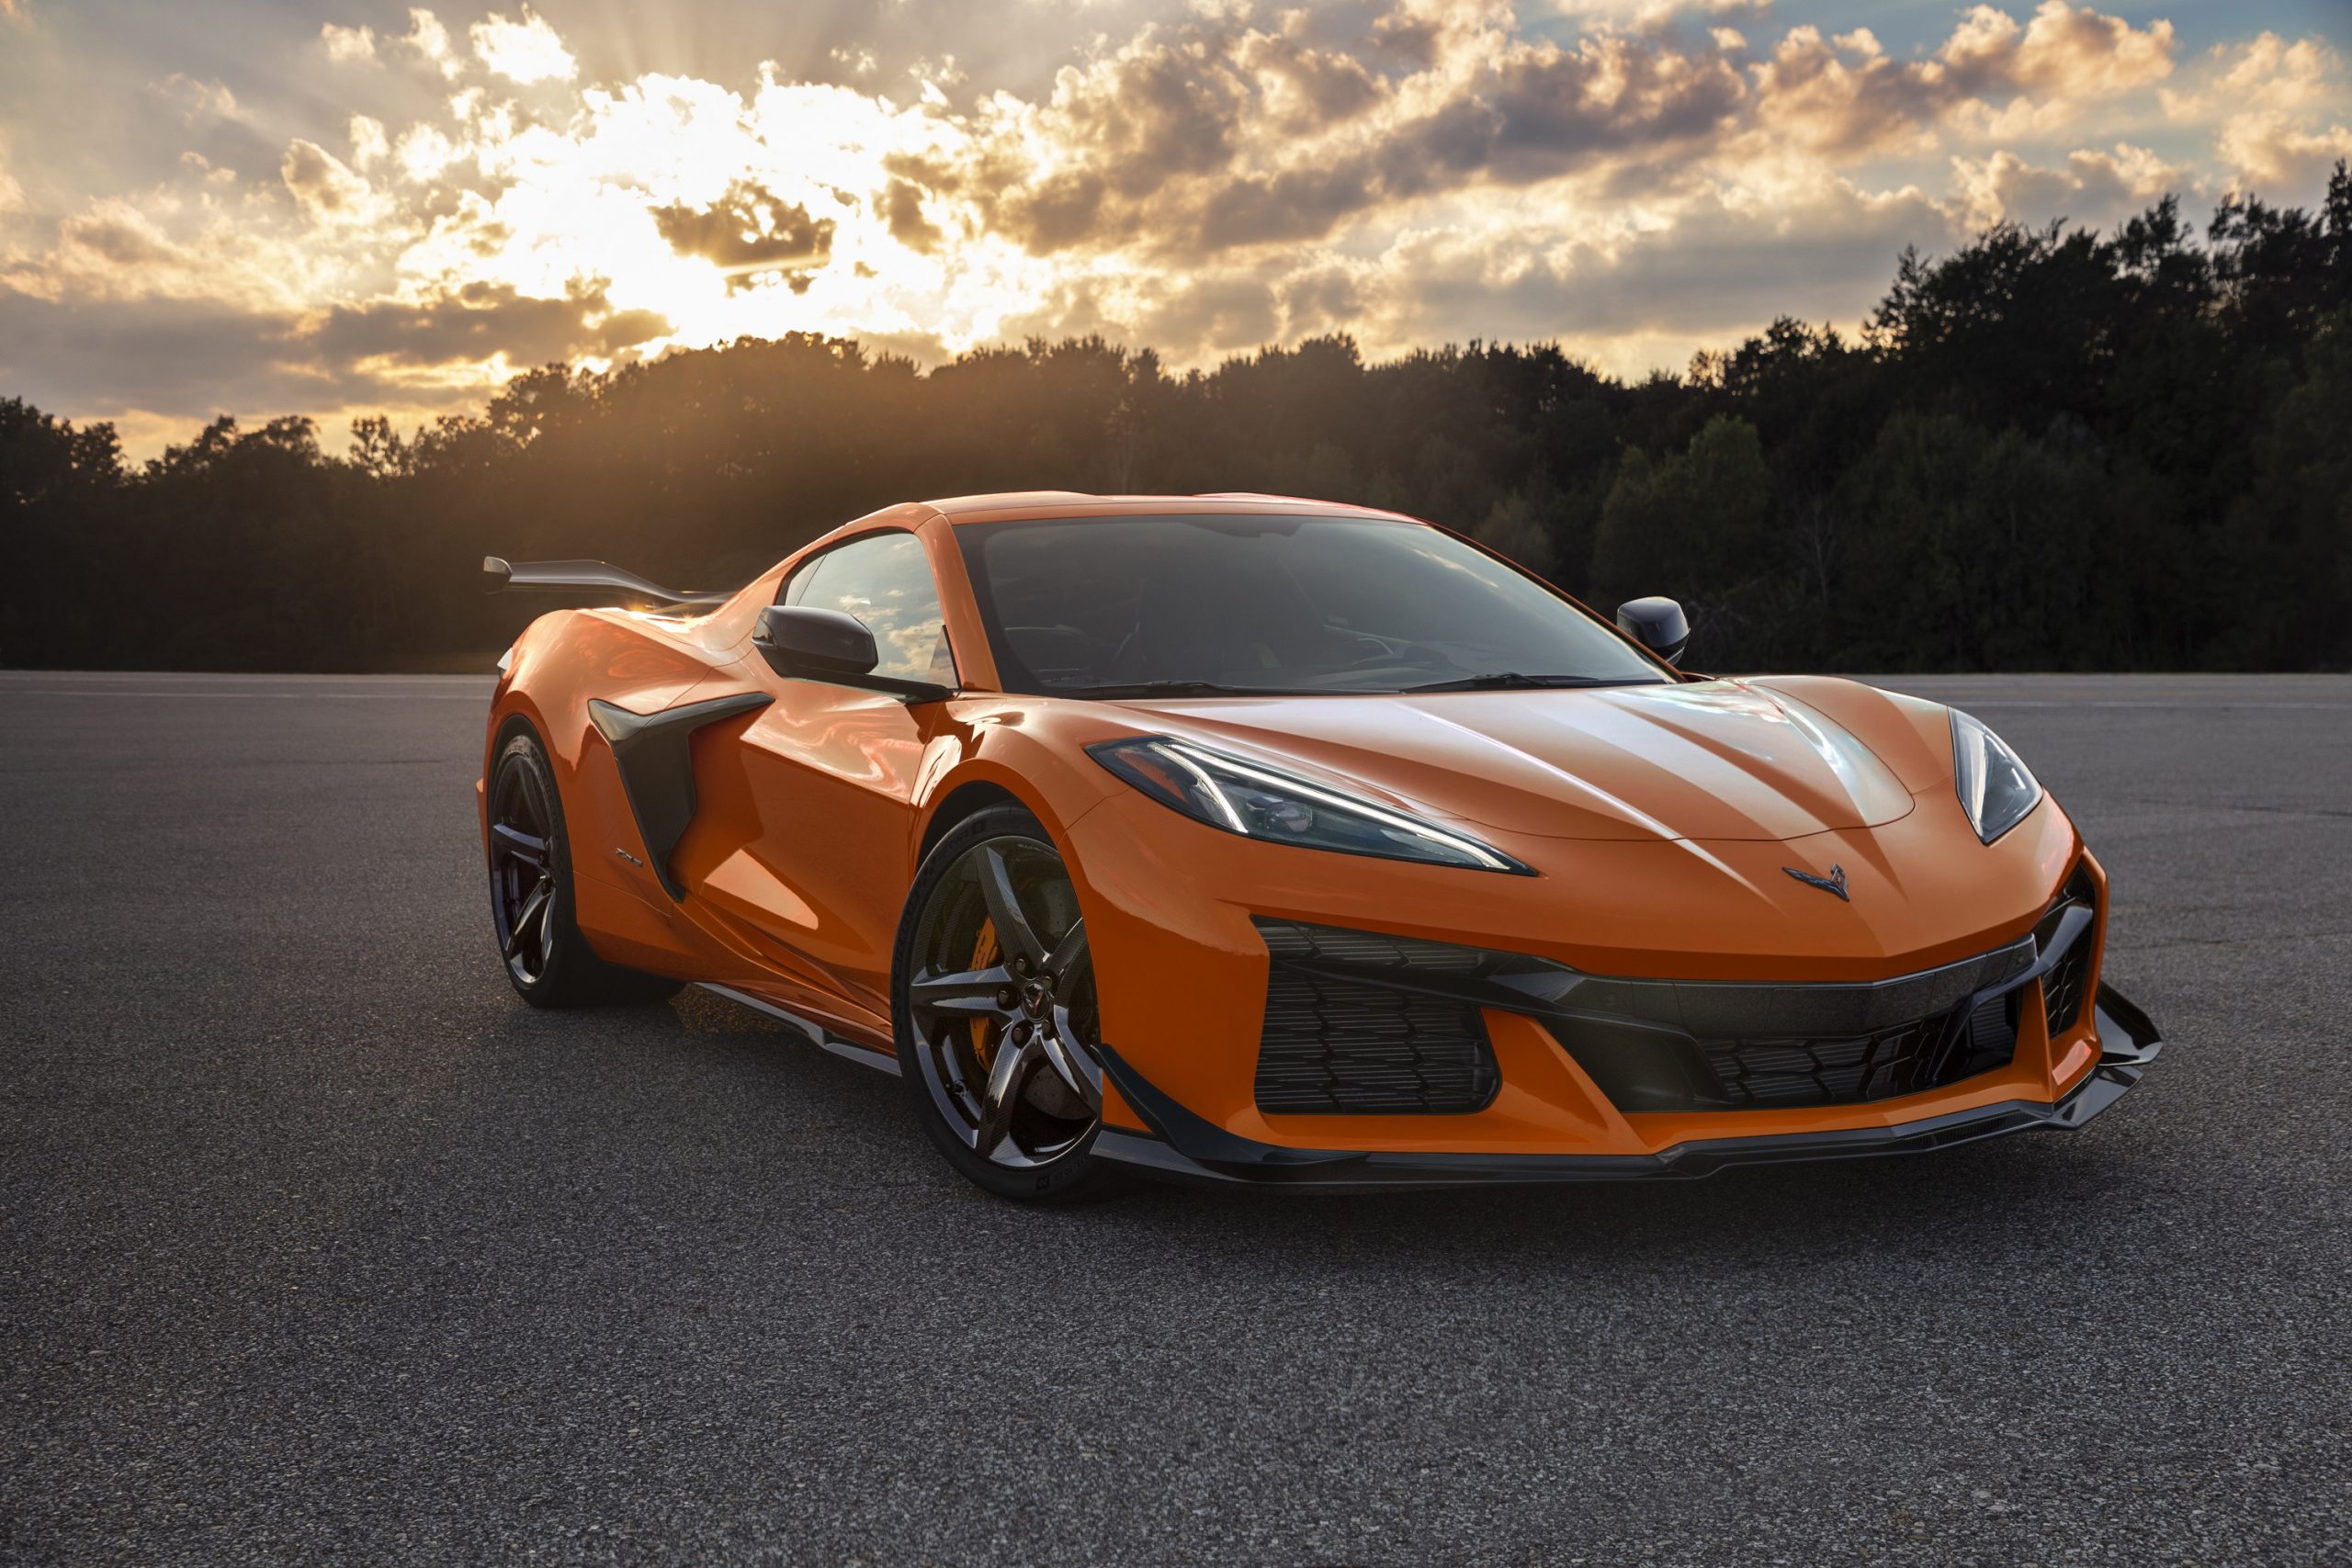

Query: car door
[[674, 526, 966, 1032]]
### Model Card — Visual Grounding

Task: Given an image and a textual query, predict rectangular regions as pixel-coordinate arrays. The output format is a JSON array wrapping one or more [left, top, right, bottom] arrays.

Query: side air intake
[[1251, 921, 1501, 1114]]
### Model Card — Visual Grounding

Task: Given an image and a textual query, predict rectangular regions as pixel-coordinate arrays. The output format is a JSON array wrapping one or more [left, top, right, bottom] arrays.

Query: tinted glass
[[783, 531, 957, 685], [956, 514, 1666, 694]]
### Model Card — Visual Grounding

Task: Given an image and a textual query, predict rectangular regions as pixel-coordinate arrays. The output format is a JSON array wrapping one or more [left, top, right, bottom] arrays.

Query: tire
[[892, 806, 1117, 1202], [486, 728, 684, 1008]]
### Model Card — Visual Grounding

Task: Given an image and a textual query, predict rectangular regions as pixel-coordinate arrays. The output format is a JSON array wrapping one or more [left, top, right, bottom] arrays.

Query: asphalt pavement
[[3, 670, 2347, 1566]]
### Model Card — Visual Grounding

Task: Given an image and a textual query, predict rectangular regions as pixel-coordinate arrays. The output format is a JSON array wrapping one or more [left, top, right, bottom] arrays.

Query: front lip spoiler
[[1091, 983, 2163, 1191]]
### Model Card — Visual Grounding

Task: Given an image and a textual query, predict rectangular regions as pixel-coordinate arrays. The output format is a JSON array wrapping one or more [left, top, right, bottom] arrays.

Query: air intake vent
[[2033, 863, 2099, 1040], [1251, 920, 1500, 1114], [1695, 1016, 1950, 1108]]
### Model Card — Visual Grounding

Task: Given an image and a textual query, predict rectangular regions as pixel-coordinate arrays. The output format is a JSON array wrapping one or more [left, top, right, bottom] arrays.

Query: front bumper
[[1091, 984, 2161, 1190]]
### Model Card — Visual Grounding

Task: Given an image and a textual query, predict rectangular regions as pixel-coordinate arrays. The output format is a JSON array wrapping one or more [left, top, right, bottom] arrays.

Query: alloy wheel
[[905, 835, 1102, 1168], [488, 760, 559, 986]]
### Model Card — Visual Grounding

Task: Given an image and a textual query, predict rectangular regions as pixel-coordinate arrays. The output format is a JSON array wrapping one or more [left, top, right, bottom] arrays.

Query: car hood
[[1128, 679, 1922, 842]]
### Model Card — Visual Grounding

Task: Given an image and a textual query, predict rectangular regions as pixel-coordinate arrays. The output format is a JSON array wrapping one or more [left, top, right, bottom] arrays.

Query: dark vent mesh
[[2041, 934, 2091, 1038], [2035, 861, 2098, 1040], [1696, 1017, 1936, 1107], [1957, 993, 2021, 1080], [1252, 921, 1499, 1114]]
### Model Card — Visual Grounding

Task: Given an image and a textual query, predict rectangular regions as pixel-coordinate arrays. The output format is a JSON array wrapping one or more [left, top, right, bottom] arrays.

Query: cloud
[[650, 179, 838, 290], [281, 140, 383, 227], [393, 123, 462, 182], [2162, 32, 2339, 120], [880, 180, 943, 253], [1949, 143, 2183, 230], [2217, 117, 2352, 192], [2160, 33, 2352, 191], [470, 8, 576, 85], [0, 271, 673, 446], [970, 10, 1752, 259], [350, 115, 390, 171], [399, 7, 459, 79], [152, 74, 244, 127], [1549, 0, 1769, 29], [1753, 3, 2175, 155], [1938, 1, 2173, 99], [321, 23, 378, 64], [1357, 177, 1962, 351], [309, 281, 669, 367]]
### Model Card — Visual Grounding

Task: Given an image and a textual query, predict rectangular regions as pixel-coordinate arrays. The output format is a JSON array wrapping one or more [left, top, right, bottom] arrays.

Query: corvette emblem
[[1784, 863, 1849, 901]]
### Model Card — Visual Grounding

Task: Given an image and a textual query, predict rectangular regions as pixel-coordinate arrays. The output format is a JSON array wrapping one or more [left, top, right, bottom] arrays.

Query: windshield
[[955, 513, 1670, 696]]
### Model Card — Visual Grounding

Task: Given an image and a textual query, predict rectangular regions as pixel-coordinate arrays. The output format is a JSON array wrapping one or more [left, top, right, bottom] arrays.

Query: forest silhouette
[[4, 168, 2347, 674]]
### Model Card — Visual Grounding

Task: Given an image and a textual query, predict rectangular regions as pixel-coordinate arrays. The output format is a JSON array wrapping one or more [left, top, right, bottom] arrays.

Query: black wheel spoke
[[491, 822, 548, 872], [973, 1038, 1043, 1157], [503, 877, 551, 961], [1043, 918, 1088, 985], [910, 964, 1015, 1024], [1037, 1012, 1102, 1112], [972, 845, 1046, 967]]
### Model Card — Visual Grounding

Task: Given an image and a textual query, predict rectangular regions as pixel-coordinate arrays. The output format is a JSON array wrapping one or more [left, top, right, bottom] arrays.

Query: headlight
[[1086, 736, 1532, 874], [1950, 709, 2043, 843]]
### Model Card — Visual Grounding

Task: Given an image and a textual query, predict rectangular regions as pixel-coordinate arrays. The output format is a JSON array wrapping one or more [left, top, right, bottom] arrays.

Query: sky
[[1, 0, 2347, 458]]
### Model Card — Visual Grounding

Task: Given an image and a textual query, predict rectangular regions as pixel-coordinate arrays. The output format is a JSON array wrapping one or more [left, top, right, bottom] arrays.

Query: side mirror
[[756, 604, 878, 677], [752, 604, 954, 702], [1615, 596, 1690, 666]]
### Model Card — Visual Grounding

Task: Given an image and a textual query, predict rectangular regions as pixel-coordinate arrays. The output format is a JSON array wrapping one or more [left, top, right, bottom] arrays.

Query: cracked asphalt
[[3, 670, 2346, 1566]]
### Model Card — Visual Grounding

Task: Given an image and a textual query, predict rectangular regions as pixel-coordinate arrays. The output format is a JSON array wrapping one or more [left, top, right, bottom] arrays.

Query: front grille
[[1252, 920, 1500, 1114], [1697, 1016, 1946, 1107], [1676, 991, 2023, 1110], [1250, 876, 2099, 1117]]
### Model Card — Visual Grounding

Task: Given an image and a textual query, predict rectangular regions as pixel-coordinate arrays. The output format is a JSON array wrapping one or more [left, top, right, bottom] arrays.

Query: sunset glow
[[1, 0, 2346, 455]]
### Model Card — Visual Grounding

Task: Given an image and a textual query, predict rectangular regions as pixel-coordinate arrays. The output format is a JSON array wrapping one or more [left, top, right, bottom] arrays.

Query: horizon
[[3, 0, 2349, 460]]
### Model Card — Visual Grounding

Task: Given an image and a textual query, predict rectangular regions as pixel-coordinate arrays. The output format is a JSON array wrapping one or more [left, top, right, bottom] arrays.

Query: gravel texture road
[[3, 670, 2346, 1566]]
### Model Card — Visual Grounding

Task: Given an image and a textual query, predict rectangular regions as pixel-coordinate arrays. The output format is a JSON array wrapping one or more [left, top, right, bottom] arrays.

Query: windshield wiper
[[1398, 672, 1668, 693], [1047, 679, 1317, 700]]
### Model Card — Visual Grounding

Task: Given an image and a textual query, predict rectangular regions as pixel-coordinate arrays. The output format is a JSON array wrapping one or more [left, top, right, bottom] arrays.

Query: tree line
[[4, 165, 2347, 674]]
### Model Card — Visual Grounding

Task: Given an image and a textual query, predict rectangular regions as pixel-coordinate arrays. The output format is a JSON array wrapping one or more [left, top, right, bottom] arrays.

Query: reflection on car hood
[[1130, 678, 1919, 842]]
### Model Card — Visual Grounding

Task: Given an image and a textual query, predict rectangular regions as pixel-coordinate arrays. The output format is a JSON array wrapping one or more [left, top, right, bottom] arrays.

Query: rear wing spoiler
[[482, 557, 730, 611]]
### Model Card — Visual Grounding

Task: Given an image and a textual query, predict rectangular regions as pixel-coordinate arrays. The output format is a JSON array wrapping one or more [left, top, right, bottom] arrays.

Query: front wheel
[[486, 728, 683, 1008], [892, 807, 1114, 1201]]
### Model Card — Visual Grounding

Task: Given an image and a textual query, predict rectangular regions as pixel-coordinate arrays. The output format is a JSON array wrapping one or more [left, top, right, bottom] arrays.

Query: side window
[[780, 532, 957, 686]]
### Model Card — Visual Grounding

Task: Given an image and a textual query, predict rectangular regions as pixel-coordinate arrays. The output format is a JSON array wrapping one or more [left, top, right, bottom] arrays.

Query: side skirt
[[697, 983, 901, 1077]]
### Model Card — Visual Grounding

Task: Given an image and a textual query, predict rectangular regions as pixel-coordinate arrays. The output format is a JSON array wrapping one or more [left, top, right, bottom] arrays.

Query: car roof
[[917, 491, 1422, 525]]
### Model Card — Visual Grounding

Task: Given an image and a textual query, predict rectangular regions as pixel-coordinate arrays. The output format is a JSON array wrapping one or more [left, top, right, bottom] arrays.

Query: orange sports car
[[479, 491, 2161, 1200]]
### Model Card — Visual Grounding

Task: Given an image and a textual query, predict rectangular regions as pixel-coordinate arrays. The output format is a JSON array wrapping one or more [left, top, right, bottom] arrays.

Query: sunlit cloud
[[321, 21, 377, 63], [470, 7, 576, 85], [399, 6, 460, 79]]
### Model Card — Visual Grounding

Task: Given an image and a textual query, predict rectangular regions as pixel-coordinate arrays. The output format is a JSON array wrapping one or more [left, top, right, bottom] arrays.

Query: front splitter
[[1092, 984, 2163, 1191]]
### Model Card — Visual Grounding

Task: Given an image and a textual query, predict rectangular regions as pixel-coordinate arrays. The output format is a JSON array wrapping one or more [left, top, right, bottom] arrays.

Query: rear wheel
[[893, 807, 1114, 1201], [487, 728, 682, 1008]]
